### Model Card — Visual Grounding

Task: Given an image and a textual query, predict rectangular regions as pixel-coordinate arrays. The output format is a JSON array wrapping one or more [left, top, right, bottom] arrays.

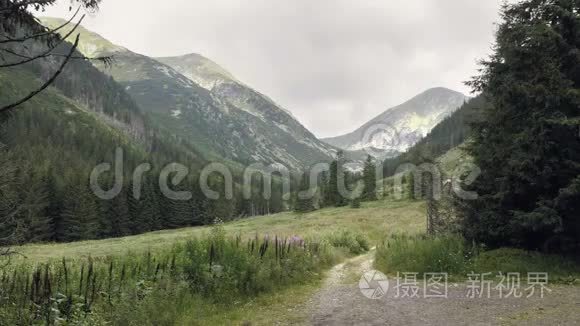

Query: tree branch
[[0, 13, 85, 68], [0, 0, 55, 12], [0, 34, 80, 113], [0, 6, 80, 44]]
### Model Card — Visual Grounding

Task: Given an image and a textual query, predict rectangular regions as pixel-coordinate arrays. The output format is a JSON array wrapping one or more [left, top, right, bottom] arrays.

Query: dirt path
[[305, 251, 580, 326]]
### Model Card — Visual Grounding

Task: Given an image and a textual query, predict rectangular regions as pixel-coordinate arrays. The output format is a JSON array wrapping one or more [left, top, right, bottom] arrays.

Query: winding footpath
[[301, 252, 580, 326]]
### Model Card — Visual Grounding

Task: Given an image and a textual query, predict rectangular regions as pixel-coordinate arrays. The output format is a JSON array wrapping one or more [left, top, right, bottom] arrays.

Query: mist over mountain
[[323, 87, 470, 157]]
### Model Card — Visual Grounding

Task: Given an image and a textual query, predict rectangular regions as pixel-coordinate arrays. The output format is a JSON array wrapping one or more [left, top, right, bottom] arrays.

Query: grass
[[375, 234, 580, 284], [0, 223, 360, 325], [472, 248, 580, 284], [176, 280, 320, 325], [375, 234, 473, 280], [13, 199, 426, 262], [0, 199, 424, 324]]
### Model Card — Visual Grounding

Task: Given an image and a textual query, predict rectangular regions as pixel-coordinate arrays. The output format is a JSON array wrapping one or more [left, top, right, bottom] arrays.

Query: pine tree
[[407, 172, 415, 200], [350, 196, 361, 209], [459, 0, 580, 251], [0, 146, 20, 245], [166, 181, 194, 229], [329, 151, 347, 207], [362, 155, 377, 201], [295, 173, 315, 213], [46, 175, 64, 242], [22, 176, 52, 242], [61, 182, 99, 242], [319, 170, 330, 208]]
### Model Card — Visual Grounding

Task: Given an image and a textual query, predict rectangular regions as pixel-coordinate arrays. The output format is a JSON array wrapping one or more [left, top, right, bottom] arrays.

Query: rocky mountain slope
[[41, 18, 334, 170], [323, 88, 470, 158]]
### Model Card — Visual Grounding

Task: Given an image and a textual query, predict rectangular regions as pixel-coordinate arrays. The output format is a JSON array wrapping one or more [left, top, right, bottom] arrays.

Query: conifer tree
[[295, 173, 315, 213], [407, 172, 415, 200], [362, 155, 377, 201], [350, 196, 361, 209], [61, 181, 99, 242], [0, 146, 20, 245], [459, 0, 580, 251], [329, 151, 347, 207], [21, 176, 52, 242]]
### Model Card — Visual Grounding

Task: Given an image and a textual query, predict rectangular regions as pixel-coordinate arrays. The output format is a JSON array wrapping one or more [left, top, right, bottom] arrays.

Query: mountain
[[323, 87, 470, 157], [0, 16, 295, 244], [0, 48, 211, 243], [382, 94, 487, 177], [41, 18, 334, 170], [155, 53, 335, 164]]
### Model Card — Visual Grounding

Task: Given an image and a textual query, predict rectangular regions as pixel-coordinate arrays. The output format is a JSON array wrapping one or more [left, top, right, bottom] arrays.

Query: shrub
[[325, 229, 370, 255]]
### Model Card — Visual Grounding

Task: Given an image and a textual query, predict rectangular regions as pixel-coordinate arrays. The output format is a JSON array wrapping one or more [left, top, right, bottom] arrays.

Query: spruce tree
[[61, 182, 99, 242], [362, 155, 377, 201], [350, 196, 361, 209], [22, 176, 52, 242], [329, 151, 347, 207], [295, 173, 315, 213], [407, 172, 415, 200], [459, 0, 580, 251], [0, 146, 20, 245], [46, 175, 64, 242]]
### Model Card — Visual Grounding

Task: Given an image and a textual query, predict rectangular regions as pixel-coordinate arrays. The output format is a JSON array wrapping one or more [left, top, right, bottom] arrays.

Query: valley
[[6, 198, 580, 325], [1, 1, 580, 325]]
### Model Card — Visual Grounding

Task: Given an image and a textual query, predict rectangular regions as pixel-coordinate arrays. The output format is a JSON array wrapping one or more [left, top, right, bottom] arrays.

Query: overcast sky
[[38, 0, 504, 138]]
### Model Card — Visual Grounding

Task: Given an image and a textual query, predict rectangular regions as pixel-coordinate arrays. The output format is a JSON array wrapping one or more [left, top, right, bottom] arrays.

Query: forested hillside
[[0, 65, 207, 242], [0, 15, 293, 244]]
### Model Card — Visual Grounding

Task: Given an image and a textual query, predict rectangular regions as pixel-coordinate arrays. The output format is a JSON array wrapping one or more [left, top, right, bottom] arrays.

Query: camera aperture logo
[[359, 270, 389, 300]]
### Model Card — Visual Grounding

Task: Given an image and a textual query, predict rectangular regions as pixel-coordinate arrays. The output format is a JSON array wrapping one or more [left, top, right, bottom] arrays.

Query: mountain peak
[[323, 87, 469, 156], [39, 17, 127, 57], [156, 53, 237, 90], [421, 86, 463, 95]]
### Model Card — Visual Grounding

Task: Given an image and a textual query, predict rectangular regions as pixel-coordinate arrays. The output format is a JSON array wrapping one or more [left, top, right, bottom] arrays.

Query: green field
[[0, 199, 425, 325], [14, 199, 426, 262]]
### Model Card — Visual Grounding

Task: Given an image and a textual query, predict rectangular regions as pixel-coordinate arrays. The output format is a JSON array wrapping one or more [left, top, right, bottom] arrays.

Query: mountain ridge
[[40, 18, 334, 170], [323, 87, 470, 157]]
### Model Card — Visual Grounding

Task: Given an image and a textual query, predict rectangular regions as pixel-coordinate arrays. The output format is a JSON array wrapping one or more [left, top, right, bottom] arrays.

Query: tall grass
[[375, 234, 580, 284], [375, 234, 476, 278], [472, 248, 580, 284], [0, 225, 364, 324], [183, 225, 339, 302]]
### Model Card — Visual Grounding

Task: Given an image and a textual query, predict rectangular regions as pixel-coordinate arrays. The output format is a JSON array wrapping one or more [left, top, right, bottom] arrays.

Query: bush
[[325, 229, 370, 255]]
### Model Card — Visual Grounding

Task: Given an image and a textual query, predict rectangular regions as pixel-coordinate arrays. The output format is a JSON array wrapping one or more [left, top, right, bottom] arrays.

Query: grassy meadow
[[13, 199, 426, 262], [0, 198, 425, 325]]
